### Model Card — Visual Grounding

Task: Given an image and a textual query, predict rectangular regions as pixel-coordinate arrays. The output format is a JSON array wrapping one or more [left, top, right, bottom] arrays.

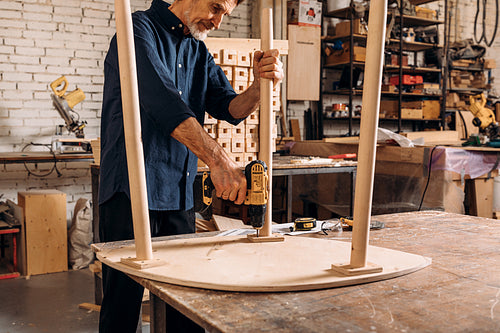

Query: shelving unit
[[318, 0, 446, 138], [444, 58, 494, 136]]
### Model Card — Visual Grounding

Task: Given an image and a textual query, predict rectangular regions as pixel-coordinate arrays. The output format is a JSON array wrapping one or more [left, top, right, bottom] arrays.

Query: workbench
[[0, 152, 94, 164], [93, 211, 500, 332], [90, 157, 357, 243]]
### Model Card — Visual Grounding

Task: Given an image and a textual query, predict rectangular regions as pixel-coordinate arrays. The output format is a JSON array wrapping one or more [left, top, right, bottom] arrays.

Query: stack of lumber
[[449, 70, 487, 89], [446, 92, 468, 110]]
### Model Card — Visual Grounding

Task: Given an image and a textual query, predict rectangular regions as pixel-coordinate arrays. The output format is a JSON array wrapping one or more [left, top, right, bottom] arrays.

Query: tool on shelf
[[463, 93, 500, 146], [50, 76, 92, 153], [50, 76, 87, 138]]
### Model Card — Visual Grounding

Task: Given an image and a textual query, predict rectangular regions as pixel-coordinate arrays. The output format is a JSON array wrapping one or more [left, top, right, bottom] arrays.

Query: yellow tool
[[50, 76, 86, 109], [290, 217, 317, 232], [202, 160, 268, 229], [50, 76, 87, 138], [469, 94, 496, 130]]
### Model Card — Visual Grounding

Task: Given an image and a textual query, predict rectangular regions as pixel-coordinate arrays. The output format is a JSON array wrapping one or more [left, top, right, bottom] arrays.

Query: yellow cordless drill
[[202, 160, 268, 229]]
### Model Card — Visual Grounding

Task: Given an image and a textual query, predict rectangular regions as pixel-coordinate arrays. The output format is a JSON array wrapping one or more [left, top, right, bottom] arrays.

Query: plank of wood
[[79, 302, 150, 322], [347, 0, 387, 268], [94, 235, 430, 292], [114, 0, 154, 260], [290, 119, 301, 141], [79, 302, 101, 312], [399, 130, 459, 144], [212, 215, 250, 231], [287, 25, 321, 101], [259, 7, 274, 237], [456, 110, 479, 139], [122, 211, 500, 332], [205, 38, 289, 55], [471, 178, 494, 218]]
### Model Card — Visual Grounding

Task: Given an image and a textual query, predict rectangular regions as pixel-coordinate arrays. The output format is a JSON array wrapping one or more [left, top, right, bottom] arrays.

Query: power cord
[[22, 142, 62, 178], [418, 146, 439, 211], [474, 0, 499, 47]]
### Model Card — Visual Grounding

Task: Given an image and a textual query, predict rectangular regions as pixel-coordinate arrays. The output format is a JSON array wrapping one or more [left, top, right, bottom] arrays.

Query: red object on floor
[[0, 227, 20, 280], [328, 153, 357, 159]]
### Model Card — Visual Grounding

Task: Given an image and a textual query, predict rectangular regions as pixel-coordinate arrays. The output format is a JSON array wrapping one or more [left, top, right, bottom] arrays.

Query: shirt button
[[171, 26, 175, 30], [187, 172, 190, 176], [179, 24, 182, 28], [178, 64, 182, 68], [179, 90, 182, 95]]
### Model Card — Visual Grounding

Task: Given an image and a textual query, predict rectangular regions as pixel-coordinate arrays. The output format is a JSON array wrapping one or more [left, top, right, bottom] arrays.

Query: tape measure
[[290, 217, 317, 232]]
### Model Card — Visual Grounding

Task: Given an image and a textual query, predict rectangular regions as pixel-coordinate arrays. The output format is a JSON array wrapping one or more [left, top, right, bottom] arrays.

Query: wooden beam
[[259, 6, 274, 238], [349, 0, 388, 268], [114, 0, 153, 260], [204, 38, 288, 55]]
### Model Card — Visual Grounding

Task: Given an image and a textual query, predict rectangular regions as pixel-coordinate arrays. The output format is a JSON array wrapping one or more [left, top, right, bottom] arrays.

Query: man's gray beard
[[185, 10, 213, 40]]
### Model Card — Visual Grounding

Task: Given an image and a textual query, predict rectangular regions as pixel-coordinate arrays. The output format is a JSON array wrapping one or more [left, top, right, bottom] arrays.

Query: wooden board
[[126, 212, 500, 332], [399, 130, 459, 144], [290, 118, 301, 141], [204, 38, 289, 55], [287, 25, 321, 101], [212, 215, 250, 231], [18, 190, 67, 275], [95, 235, 430, 292]]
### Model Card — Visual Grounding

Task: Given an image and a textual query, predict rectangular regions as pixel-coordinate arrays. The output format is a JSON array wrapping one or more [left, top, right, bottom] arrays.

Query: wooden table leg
[[287, 175, 292, 223], [150, 294, 166, 333]]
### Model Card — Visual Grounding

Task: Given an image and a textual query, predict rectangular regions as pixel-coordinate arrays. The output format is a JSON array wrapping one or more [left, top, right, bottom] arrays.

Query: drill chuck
[[248, 204, 266, 229]]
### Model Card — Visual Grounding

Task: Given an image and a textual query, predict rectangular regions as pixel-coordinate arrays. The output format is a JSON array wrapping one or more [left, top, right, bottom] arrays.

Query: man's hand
[[171, 117, 247, 204], [253, 49, 284, 88], [209, 161, 247, 205]]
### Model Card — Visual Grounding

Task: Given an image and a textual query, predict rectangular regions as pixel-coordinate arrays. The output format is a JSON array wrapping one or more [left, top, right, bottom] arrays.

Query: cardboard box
[[287, 0, 322, 27], [325, 42, 366, 65], [335, 19, 367, 36]]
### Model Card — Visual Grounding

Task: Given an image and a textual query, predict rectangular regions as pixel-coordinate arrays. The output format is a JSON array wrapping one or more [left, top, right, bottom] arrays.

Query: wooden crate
[[402, 100, 440, 119], [401, 108, 423, 119], [18, 190, 67, 276]]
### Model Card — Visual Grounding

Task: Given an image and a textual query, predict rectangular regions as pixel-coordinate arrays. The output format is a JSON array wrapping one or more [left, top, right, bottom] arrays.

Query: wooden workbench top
[[102, 211, 500, 332], [0, 152, 94, 163]]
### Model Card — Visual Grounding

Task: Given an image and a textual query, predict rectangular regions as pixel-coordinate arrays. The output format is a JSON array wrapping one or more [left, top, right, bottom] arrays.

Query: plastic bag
[[68, 198, 93, 270]]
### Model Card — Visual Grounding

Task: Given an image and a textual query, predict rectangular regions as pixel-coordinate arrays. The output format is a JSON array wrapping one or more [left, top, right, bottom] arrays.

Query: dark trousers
[[98, 192, 204, 333]]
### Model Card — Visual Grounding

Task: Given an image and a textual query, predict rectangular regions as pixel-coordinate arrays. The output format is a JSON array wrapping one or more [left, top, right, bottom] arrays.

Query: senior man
[[98, 0, 283, 331]]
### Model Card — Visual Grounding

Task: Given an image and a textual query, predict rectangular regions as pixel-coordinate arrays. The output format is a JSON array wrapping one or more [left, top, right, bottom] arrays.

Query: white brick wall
[[0, 0, 252, 222]]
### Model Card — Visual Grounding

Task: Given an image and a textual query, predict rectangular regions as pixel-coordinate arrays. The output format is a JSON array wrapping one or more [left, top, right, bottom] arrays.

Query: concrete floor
[[0, 269, 150, 333]]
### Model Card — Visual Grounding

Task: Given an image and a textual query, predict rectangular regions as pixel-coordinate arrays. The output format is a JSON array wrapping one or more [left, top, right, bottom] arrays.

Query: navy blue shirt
[[99, 0, 241, 210]]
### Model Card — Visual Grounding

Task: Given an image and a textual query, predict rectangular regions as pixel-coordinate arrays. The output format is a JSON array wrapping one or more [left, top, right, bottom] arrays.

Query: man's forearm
[[171, 116, 247, 204], [228, 81, 260, 119], [170, 117, 228, 168]]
